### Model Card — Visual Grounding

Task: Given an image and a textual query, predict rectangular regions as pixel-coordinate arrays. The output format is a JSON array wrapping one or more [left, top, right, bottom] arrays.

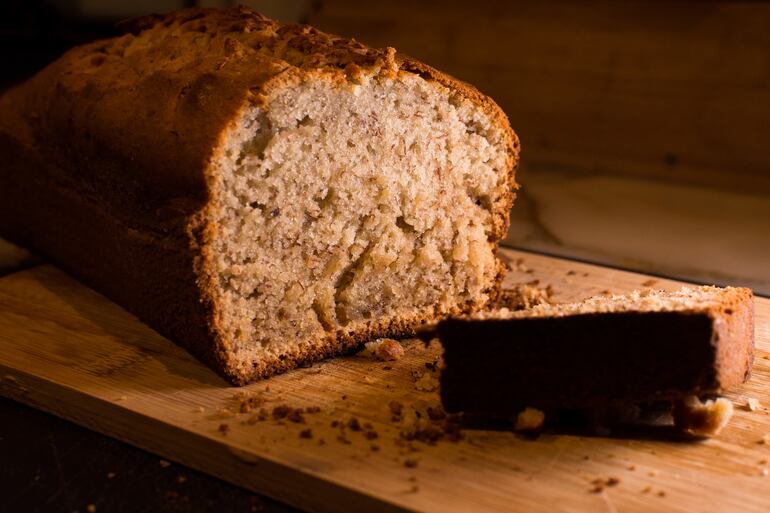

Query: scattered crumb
[[495, 284, 552, 311], [272, 405, 292, 420], [672, 395, 733, 437], [347, 417, 362, 431], [566, 270, 577, 276], [760, 458, 768, 465], [287, 410, 306, 424], [648, 470, 659, 477], [759, 434, 770, 444], [657, 491, 666, 497], [176, 475, 187, 484], [760, 468, 769, 477], [641, 279, 658, 287], [590, 477, 620, 493], [370, 444, 380, 452], [299, 428, 313, 439], [331, 420, 340, 428], [361, 338, 405, 361], [404, 458, 419, 468], [514, 407, 545, 432], [407, 484, 419, 493], [363, 375, 377, 384], [195, 406, 205, 413], [159, 460, 171, 468], [217, 408, 234, 419], [627, 465, 636, 471], [218, 423, 230, 435], [115, 396, 127, 402], [642, 485, 652, 494], [365, 430, 379, 440], [747, 397, 761, 412], [509, 257, 530, 273], [389, 400, 404, 418]]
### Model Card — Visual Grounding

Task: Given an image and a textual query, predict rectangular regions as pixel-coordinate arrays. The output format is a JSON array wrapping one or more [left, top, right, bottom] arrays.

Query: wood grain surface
[[1, 248, 769, 513]]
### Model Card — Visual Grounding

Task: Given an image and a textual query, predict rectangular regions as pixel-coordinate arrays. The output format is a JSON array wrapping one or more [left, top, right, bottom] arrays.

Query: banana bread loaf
[[0, 7, 519, 384], [438, 286, 754, 418]]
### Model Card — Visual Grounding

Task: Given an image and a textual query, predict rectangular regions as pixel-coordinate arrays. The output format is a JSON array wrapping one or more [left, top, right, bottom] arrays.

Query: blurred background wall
[[2, 0, 769, 292]]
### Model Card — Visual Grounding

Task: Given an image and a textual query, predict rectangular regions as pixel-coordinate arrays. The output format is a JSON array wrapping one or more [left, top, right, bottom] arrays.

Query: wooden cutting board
[[1, 248, 769, 513]]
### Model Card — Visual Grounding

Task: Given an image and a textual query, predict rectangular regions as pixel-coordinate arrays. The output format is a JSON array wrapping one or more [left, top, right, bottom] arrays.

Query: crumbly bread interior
[[482, 285, 741, 320], [210, 72, 509, 374]]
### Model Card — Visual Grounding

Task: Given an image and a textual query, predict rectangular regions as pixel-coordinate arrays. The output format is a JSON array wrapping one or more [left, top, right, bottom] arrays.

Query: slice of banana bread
[[438, 286, 754, 417], [0, 7, 519, 384]]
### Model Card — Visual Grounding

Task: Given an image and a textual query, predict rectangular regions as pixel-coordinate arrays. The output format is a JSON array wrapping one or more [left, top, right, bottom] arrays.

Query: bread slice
[[438, 286, 754, 416], [0, 7, 518, 384]]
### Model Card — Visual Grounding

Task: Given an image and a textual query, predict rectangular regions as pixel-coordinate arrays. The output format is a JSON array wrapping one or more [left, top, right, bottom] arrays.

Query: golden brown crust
[[0, 6, 518, 384], [708, 287, 754, 390]]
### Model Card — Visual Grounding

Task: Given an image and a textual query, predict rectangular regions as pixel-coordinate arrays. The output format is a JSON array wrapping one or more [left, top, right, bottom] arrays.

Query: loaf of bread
[[0, 7, 519, 384], [438, 286, 754, 422]]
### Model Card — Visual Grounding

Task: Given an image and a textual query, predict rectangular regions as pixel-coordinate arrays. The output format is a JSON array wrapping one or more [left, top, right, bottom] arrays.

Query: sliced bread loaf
[[0, 7, 519, 384], [438, 286, 754, 417]]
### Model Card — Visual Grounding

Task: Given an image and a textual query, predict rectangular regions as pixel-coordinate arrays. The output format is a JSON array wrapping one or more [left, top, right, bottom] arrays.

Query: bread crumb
[[648, 470, 659, 477], [361, 338, 405, 361], [404, 458, 418, 468], [641, 279, 658, 287], [642, 485, 652, 494], [272, 405, 293, 420], [176, 475, 187, 484], [657, 490, 666, 497], [217, 408, 234, 419], [760, 468, 769, 477], [365, 430, 378, 440], [159, 460, 171, 468], [760, 434, 770, 444], [115, 396, 127, 402], [514, 407, 545, 432], [287, 409, 306, 423], [299, 428, 313, 439], [218, 423, 230, 435], [747, 397, 761, 411], [627, 465, 636, 471], [370, 444, 380, 451], [672, 395, 733, 437], [347, 417, 362, 431], [195, 406, 205, 413]]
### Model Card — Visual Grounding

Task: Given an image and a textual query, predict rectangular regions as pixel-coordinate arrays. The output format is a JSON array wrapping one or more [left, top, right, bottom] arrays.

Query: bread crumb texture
[[672, 395, 733, 437]]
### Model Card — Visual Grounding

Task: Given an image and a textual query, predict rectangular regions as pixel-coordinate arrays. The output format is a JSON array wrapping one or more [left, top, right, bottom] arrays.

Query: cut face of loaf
[[438, 286, 754, 415], [212, 68, 512, 379], [0, 7, 518, 384]]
